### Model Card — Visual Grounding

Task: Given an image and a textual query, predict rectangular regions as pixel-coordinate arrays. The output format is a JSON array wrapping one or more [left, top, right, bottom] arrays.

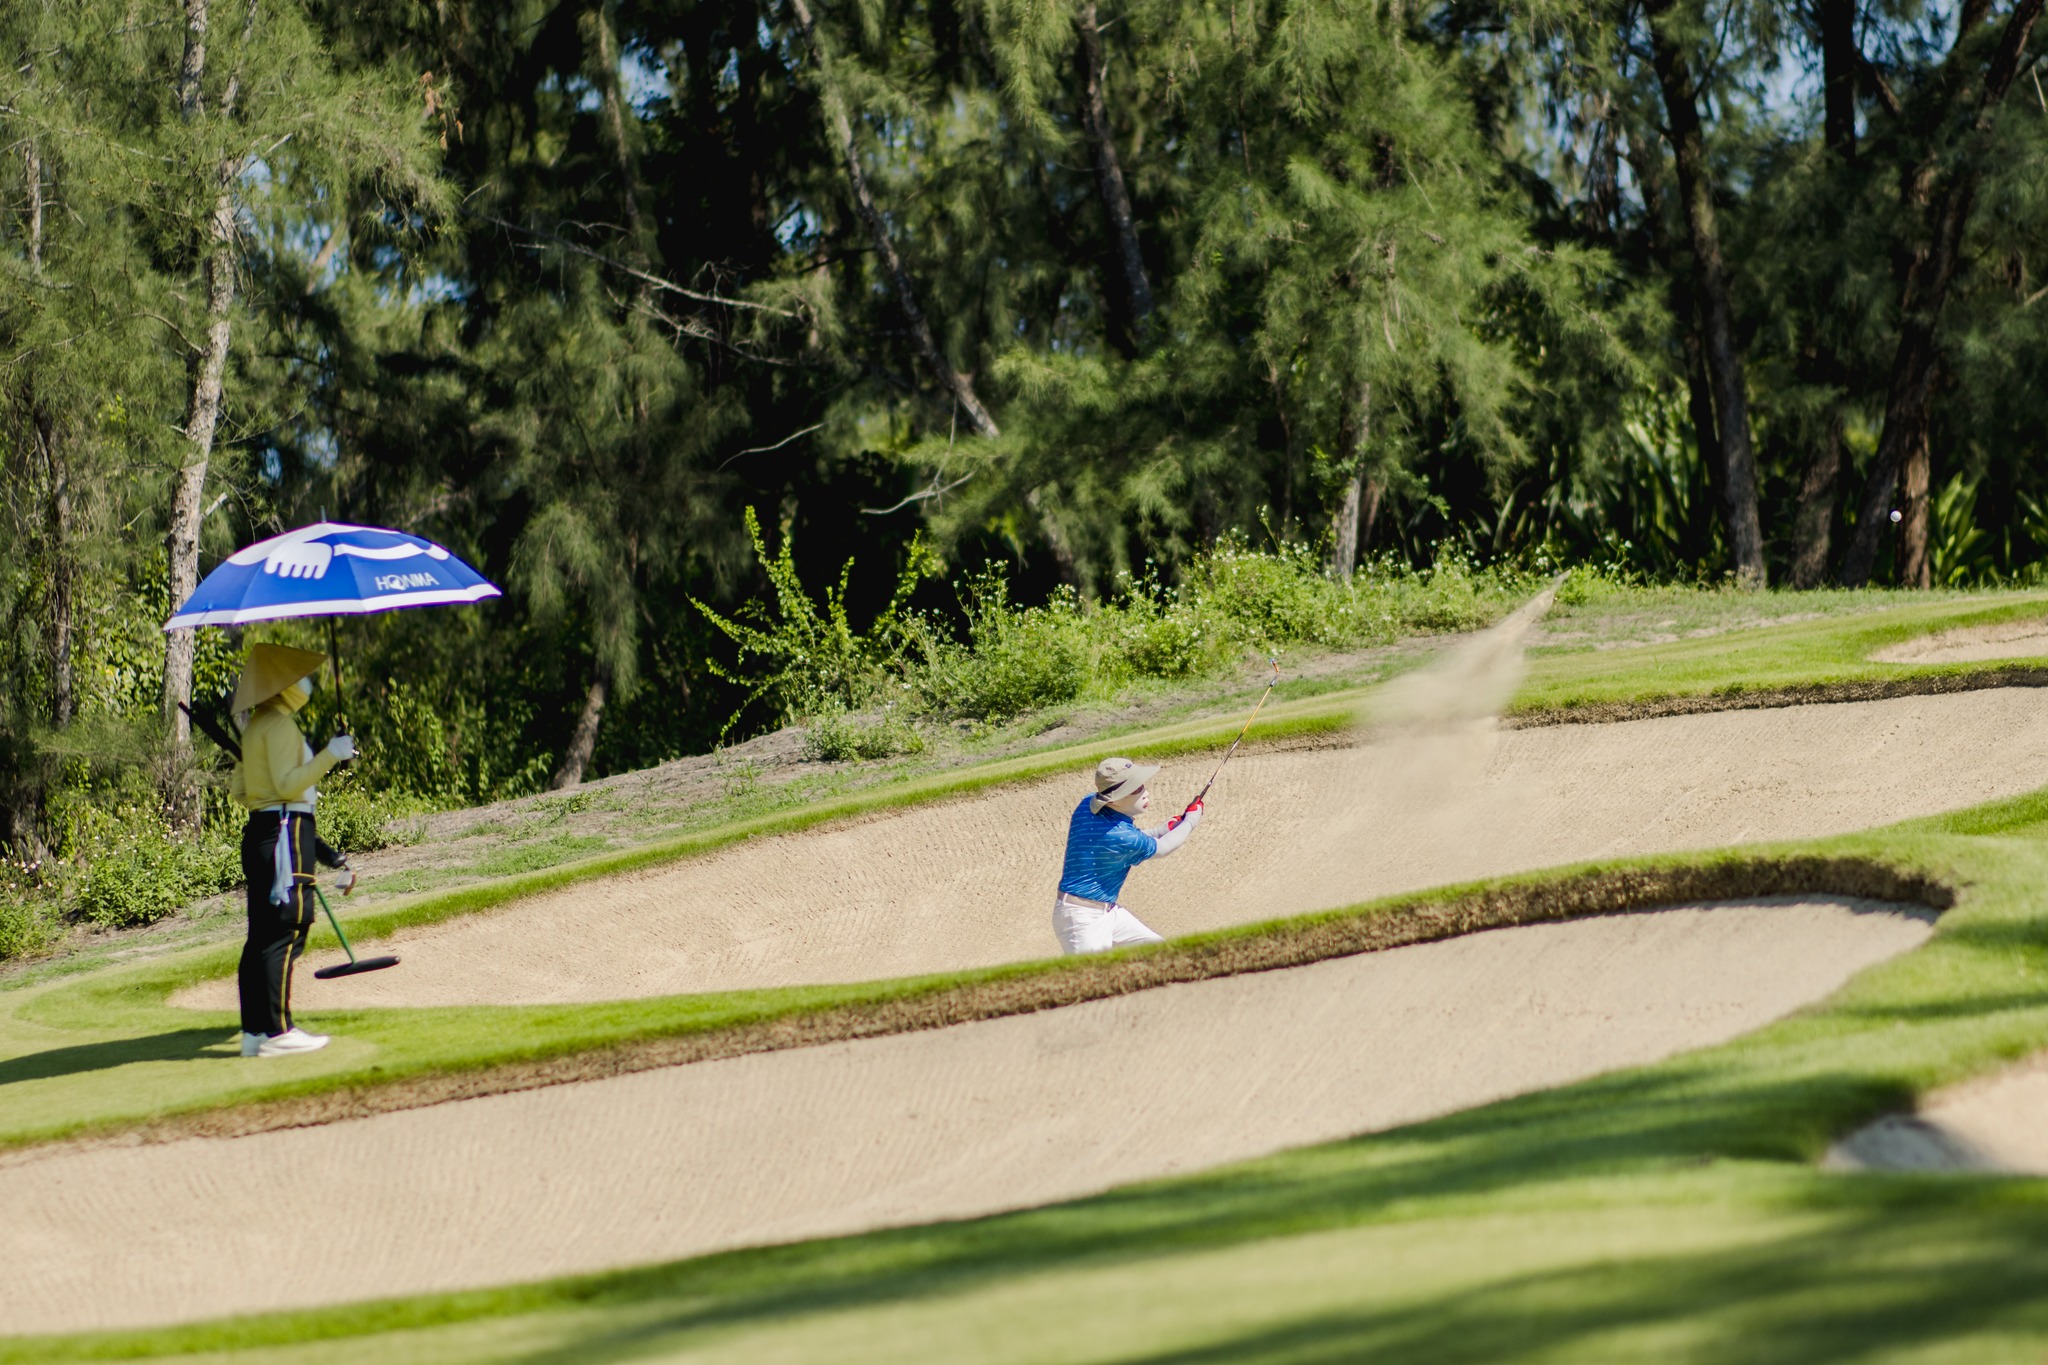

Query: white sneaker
[[240, 1032, 268, 1057], [256, 1027, 330, 1057]]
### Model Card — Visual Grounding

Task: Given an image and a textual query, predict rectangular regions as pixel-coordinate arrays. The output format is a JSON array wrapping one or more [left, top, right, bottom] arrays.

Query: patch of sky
[[537, 70, 604, 114], [301, 428, 340, 471], [623, 44, 670, 110], [774, 205, 822, 250]]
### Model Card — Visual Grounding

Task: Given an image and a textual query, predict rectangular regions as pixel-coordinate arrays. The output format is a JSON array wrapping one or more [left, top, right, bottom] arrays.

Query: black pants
[[239, 811, 316, 1037]]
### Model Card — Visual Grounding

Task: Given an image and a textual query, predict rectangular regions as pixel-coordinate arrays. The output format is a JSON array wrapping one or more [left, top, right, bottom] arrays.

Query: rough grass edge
[[5, 849, 1952, 1165], [1507, 663, 2048, 727]]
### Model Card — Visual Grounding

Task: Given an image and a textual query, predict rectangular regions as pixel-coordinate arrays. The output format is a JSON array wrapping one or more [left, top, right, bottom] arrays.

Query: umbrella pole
[[325, 615, 349, 734]]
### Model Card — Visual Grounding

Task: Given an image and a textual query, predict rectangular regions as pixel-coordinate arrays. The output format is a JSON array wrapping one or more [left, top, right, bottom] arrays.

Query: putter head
[[313, 954, 400, 980]]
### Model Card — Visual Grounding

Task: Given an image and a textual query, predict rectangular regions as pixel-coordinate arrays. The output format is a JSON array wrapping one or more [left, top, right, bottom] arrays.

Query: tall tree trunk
[[162, 0, 254, 824], [1841, 0, 2042, 586], [1623, 128, 1722, 558], [1645, 1, 1766, 587], [550, 672, 609, 789], [1790, 411, 1842, 589], [39, 413, 73, 729], [557, 3, 661, 777], [1789, 0, 1862, 587], [20, 121, 68, 728], [22, 143, 42, 273], [1820, 0, 1859, 161], [1326, 380, 1373, 578], [1075, 0, 1152, 355], [1899, 410, 1932, 589], [593, 6, 649, 267], [786, 0, 999, 437]]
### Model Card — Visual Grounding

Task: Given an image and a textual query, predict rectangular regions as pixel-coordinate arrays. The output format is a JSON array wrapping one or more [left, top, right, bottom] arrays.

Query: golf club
[[310, 884, 400, 979], [1192, 656, 1282, 807]]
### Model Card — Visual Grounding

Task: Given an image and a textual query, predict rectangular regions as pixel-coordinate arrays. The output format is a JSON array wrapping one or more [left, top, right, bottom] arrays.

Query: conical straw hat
[[231, 643, 327, 714]]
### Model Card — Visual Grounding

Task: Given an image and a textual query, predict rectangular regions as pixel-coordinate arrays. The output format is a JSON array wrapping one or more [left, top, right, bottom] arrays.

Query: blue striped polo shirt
[[1058, 795, 1159, 902]]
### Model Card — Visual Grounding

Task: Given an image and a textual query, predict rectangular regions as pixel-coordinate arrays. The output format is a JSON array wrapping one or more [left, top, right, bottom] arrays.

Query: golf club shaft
[[1194, 661, 1281, 804], [312, 886, 361, 966]]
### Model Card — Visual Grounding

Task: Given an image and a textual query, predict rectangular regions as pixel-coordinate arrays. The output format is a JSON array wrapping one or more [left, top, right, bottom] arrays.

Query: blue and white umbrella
[[163, 522, 501, 630]]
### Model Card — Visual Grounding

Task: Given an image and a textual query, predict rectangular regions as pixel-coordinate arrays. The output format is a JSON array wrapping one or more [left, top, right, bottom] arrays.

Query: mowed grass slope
[[7, 591, 2048, 1362], [11, 799, 2048, 1362], [2, 590, 2048, 1151]]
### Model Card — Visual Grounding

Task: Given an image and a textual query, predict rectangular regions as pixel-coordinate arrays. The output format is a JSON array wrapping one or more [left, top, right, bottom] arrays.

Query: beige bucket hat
[[1089, 756, 1159, 812], [231, 643, 327, 714]]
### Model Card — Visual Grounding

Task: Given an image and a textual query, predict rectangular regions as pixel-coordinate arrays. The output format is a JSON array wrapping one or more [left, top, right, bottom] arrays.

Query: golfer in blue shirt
[[1054, 756, 1204, 953]]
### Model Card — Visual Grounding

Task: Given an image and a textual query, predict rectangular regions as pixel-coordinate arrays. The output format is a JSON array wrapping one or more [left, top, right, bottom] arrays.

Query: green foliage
[[0, 892, 52, 960], [1929, 474, 1993, 589], [908, 572, 1096, 721], [715, 516, 1544, 731], [76, 830, 239, 931], [696, 509, 938, 731], [14, 0, 2048, 943], [317, 784, 426, 856], [803, 709, 928, 763]]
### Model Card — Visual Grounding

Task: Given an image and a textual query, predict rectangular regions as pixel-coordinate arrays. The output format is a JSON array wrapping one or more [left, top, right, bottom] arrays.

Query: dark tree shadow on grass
[[1114, 1204, 2048, 1365], [495, 1062, 1996, 1365], [0, 1029, 237, 1087]]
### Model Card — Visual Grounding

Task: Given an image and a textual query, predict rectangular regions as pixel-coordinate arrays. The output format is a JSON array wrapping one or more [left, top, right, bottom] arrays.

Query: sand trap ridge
[[1827, 1051, 2048, 1174], [1870, 617, 2048, 664], [3, 897, 1933, 1334], [172, 687, 2048, 1010]]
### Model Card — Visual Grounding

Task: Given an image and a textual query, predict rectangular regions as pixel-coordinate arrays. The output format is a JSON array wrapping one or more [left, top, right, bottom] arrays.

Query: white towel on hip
[[270, 813, 296, 906]]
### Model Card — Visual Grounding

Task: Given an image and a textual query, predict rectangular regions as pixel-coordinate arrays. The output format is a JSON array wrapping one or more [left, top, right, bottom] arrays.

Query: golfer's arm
[[1148, 815, 1197, 859]]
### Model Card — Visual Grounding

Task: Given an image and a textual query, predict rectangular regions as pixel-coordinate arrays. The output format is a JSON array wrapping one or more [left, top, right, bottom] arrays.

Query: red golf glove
[[1166, 799, 1204, 832]]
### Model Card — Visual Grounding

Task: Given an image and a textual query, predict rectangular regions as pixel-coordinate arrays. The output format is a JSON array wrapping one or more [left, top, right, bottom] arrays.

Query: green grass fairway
[[7, 590, 2048, 1361]]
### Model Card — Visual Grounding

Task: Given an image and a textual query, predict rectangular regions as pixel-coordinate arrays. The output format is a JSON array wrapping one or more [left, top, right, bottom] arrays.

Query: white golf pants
[[1053, 892, 1164, 955]]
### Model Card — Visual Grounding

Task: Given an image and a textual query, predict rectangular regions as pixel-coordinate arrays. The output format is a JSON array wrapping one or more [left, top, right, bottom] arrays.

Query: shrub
[[909, 573, 1094, 721], [1179, 539, 1344, 646], [1105, 597, 1237, 680], [696, 508, 937, 732], [0, 894, 53, 961], [803, 709, 927, 762], [77, 832, 239, 930], [318, 783, 425, 855]]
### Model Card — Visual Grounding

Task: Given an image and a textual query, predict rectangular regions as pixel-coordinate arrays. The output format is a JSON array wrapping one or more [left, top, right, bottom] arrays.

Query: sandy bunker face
[[1869, 616, 2048, 664], [173, 687, 2048, 1010], [6, 897, 1933, 1335], [1827, 1050, 2048, 1175]]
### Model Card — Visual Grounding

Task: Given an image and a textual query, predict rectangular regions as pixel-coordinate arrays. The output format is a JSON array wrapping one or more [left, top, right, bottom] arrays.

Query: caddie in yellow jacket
[[227, 644, 358, 1058]]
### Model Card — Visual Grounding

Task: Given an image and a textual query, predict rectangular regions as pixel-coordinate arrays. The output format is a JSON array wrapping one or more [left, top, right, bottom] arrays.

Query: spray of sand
[[1295, 581, 1561, 904]]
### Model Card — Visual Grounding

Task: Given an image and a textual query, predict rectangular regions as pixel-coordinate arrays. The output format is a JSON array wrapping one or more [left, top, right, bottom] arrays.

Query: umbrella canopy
[[163, 522, 500, 631]]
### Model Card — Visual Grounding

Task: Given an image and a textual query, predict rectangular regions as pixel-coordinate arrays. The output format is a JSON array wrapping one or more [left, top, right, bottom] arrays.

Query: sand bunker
[[172, 687, 2048, 1011], [1826, 1051, 2048, 1174], [4, 898, 1931, 1334], [1870, 617, 2048, 664]]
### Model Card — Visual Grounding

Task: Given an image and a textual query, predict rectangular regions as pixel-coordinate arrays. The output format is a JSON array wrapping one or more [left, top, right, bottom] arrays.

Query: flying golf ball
[[1890, 509, 1903, 523]]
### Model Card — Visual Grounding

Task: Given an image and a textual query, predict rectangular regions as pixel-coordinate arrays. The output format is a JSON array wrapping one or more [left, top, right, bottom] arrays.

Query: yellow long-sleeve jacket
[[229, 701, 340, 810]]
